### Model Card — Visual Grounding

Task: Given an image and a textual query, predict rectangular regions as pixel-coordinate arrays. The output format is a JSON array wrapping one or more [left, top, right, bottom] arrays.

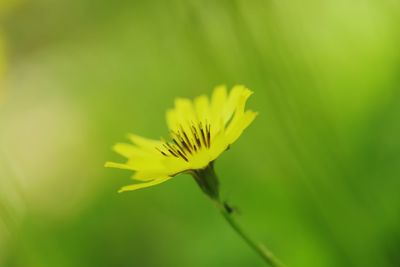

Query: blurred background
[[1, 0, 400, 266]]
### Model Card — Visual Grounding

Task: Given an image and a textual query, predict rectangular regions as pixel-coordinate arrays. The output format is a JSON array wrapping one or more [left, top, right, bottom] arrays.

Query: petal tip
[[214, 84, 227, 90], [104, 162, 134, 170], [126, 133, 134, 140], [104, 161, 113, 168], [117, 188, 125, 193]]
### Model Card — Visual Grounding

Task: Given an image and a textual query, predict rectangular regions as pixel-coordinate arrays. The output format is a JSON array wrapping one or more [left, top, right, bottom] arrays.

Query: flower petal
[[208, 128, 229, 161], [128, 134, 163, 150], [104, 162, 135, 170], [225, 110, 258, 145], [211, 85, 227, 116], [210, 85, 227, 134], [113, 143, 150, 158], [132, 171, 170, 181], [118, 177, 172, 193], [166, 98, 197, 133], [224, 85, 253, 123], [194, 94, 210, 123]]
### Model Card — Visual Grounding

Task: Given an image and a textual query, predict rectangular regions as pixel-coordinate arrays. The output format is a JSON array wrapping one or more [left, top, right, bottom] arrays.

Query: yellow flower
[[105, 85, 257, 194]]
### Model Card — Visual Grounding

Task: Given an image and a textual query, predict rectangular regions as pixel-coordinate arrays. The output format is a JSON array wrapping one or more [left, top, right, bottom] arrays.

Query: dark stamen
[[172, 138, 188, 156], [157, 122, 212, 160], [178, 136, 192, 154], [156, 147, 168, 156], [180, 127, 194, 151], [206, 124, 211, 147], [164, 144, 179, 158], [199, 122, 208, 148], [177, 150, 188, 161], [191, 125, 201, 147]]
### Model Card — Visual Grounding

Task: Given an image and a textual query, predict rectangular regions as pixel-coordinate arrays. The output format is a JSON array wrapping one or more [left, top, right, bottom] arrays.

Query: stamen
[[163, 144, 179, 158], [206, 123, 211, 147], [172, 138, 185, 154], [177, 150, 188, 162], [156, 147, 168, 156], [199, 122, 208, 148], [191, 124, 201, 147], [157, 122, 212, 160], [180, 126, 194, 151], [172, 131, 192, 155], [180, 137, 192, 154]]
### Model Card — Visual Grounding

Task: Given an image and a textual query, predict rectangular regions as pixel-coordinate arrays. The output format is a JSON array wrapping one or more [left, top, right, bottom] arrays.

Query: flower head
[[105, 85, 257, 194]]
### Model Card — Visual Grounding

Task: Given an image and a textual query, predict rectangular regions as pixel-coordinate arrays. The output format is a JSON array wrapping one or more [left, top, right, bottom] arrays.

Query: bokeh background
[[1, 0, 400, 266]]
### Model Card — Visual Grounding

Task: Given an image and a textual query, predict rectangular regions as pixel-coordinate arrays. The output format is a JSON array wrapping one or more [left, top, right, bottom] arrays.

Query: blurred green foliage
[[1, 0, 400, 266]]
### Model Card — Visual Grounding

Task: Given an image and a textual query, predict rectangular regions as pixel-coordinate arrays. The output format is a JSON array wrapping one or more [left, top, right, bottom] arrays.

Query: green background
[[1, 0, 400, 266]]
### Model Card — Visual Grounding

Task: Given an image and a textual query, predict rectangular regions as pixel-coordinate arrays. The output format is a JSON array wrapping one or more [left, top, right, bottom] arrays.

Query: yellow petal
[[210, 85, 227, 134], [104, 162, 135, 170], [111, 142, 165, 172], [126, 156, 164, 171], [128, 134, 163, 150], [132, 171, 170, 181], [161, 156, 191, 175], [126, 151, 189, 175], [118, 177, 172, 193], [225, 110, 258, 145], [166, 97, 201, 146], [208, 128, 229, 161], [194, 94, 210, 122], [166, 98, 197, 132], [187, 149, 213, 170], [211, 85, 227, 113], [226, 86, 253, 122], [176, 98, 197, 128], [113, 143, 149, 158], [166, 108, 179, 131]]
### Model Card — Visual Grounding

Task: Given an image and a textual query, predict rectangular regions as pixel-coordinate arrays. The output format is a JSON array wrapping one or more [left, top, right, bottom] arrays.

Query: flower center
[[156, 122, 211, 162]]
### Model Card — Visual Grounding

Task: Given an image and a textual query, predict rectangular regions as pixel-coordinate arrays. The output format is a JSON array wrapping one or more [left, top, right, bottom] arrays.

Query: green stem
[[217, 202, 286, 267], [192, 165, 285, 266]]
